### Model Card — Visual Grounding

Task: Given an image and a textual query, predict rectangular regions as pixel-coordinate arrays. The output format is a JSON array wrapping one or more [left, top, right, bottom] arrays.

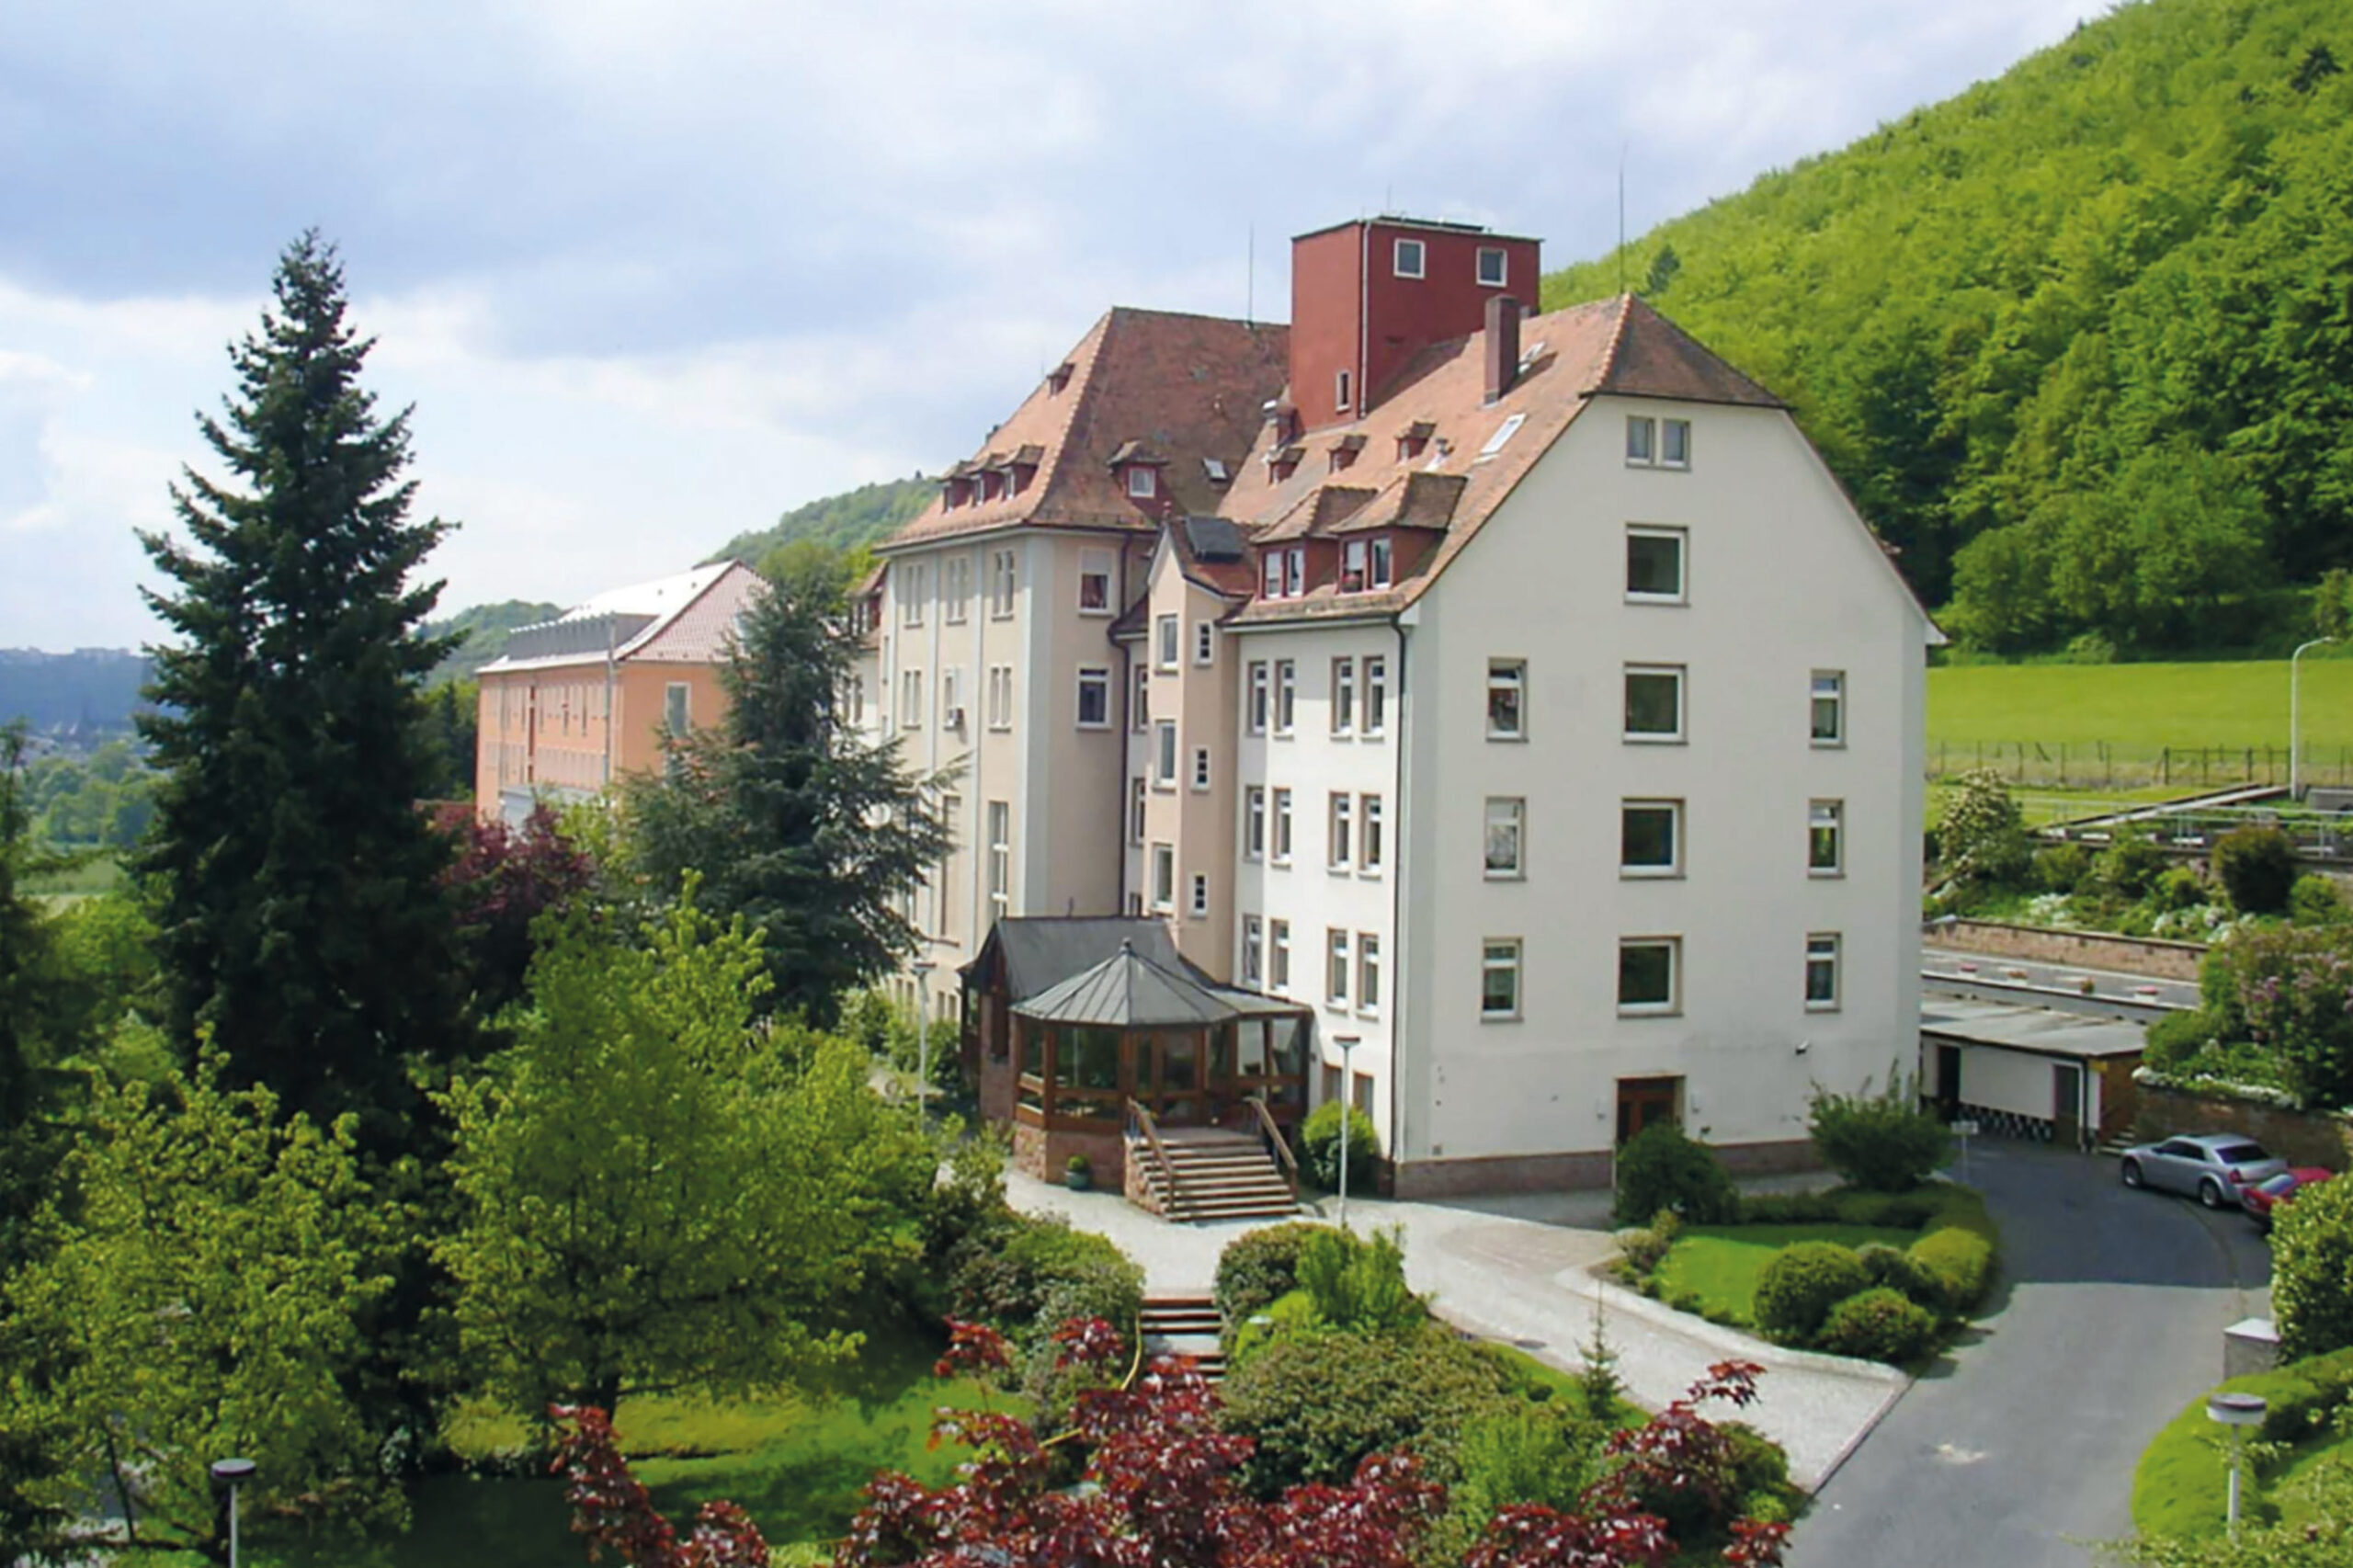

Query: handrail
[[1246, 1093, 1299, 1177], [1127, 1096, 1178, 1212]]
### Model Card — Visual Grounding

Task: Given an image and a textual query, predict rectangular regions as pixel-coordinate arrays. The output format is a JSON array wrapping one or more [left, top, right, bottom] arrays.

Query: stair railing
[[1126, 1097, 1180, 1216], [1246, 1093, 1301, 1198]]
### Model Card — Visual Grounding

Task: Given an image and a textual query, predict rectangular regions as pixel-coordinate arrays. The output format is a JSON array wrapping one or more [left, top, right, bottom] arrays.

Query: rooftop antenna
[[1246, 222, 1255, 325], [1617, 142, 1629, 297]]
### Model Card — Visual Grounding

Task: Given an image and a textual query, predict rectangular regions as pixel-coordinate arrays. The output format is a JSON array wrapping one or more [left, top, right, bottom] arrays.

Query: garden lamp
[[1333, 1035, 1359, 1230], [210, 1457, 256, 1568], [911, 959, 937, 1123], [2207, 1392, 2266, 1539]]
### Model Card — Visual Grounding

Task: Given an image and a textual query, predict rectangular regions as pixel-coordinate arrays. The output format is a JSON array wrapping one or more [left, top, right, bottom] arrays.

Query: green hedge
[[2132, 1346, 2353, 1540], [946, 1212, 1143, 1349], [1754, 1243, 1870, 1343], [1214, 1221, 1328, 1323], [1816, 1288, 1939, 1364]]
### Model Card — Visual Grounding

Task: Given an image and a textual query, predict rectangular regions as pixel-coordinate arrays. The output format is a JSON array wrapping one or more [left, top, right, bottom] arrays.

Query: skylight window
[[1477, 413, 1527, 459], [1203, 456, 1230, 483]]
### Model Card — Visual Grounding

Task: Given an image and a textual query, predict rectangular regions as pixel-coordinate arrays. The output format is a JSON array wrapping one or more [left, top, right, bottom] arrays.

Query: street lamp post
[[1332, 1035, 1359, 1230], [911, 960, 937, 1123], [2208, 1392, 2268, 1540], [210, 1458, 256, 1568], [2291, 638, 2335, 799]]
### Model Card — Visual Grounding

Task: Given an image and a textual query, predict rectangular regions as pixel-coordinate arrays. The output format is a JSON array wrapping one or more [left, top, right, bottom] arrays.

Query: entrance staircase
[[1139, 1292, 1227, 1381], [1131, 1126, 1301, 1223]]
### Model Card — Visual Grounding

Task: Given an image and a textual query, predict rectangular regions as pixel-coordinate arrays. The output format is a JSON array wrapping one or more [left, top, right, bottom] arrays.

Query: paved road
[[1787, 1142, 2272, 1568], [1923, 949, 2200, 1015]]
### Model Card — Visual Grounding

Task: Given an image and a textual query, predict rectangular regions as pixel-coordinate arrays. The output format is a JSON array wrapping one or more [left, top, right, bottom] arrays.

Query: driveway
[[1786, 1142, 2272, 1568]]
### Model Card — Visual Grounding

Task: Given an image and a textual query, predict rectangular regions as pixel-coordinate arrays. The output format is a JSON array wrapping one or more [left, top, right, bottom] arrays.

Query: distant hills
[[1543, 0, 2353, 657], [424, 599, 563, 683], [709, 474, 935, 567], [0, 648, 149, 736]]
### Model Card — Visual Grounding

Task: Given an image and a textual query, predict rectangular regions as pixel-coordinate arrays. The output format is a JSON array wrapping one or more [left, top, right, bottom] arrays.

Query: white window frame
[[1130, 777, 1147, 844], [1128, 465, 1158, 500], [1662, 418, 1692, 470], [1341, 538, 1369, 594], [1325, 927, 1350, 1007], [898, 669, 921, 731], [665, 681, 691, 734], [1806, 933, 1841, 1012], [1156, 614, 1179, 671], [1359, 793, 1383, 875], [1275, 660, 1297, 735], [1131, 664, 1150, 733], [1262, 551, 1283, 598], [1370, 536, 1393, 589], [989, 549, 1017, 619], [1332, 656, 1355, 735], [1617, 936, 1681, 1017], [1191, 745, 1211, 793], [1625, 526, 1688, 606], [1393, 236, 1426, 278], [1335, 369, 1353, 412], [901, 562, 928, 627], [1364, 656, 1387, 737], [1810, 799, 1846, 877], [1625, 415, 1656, 466], [1270, 918, 1291, 991], [944, 555, 972, 624], [1272, 787, 1293, 865], [1078, 549, 1114, 615], [1151, 844, 1176, 911], [1247, 661, 1269, 735], [1620, 799, 1684, 879], [987, 801, 1010, 917], [1283, 547, 1304, 597], [1194, 620, 1215, 666], [1327, 791, 1352, 870], [1623, 664, 1686, 744], [1154, 720, 1178, 788], [1486, 659, 1526, 741], [1812, 670, 1847, 747], [987, 665, 1014, 731], [1075, 665, 1111, 730], [1484, 797, 1525, 880], [1245, 785, 1267, 860], [1475, 245, 1507, 287], [1189, 871, 1210, 919], [1481, 938, 1522, 1021], [1242, 915, 1265, 985], [940, 665, 963, 729], [1357, 933, 1381, 1016]]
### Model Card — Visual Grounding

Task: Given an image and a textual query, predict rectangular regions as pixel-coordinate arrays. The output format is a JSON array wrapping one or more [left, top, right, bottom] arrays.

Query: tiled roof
[[1170, 515, 1260, 598], [1218, 294, 1782, 628], [882, 308, 1290, 551]]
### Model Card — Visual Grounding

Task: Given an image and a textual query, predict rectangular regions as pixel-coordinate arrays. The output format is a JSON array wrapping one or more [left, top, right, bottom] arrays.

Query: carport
[[1918, 996, 2147, 1148]]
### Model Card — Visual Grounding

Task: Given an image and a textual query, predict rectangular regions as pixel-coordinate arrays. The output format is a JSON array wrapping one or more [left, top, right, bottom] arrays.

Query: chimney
[[1483, 294, 1522, 404]]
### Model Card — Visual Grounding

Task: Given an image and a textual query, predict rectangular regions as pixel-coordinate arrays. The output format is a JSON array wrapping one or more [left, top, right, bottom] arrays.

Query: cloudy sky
[[2, 0, 2109, 651]]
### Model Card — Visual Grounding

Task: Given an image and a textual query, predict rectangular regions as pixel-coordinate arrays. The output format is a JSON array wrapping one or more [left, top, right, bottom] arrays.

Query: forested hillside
[[710, 473, 934, 565], [0, 649, 149, 734], [1544, 0, 2352, 656], [424, 598, 562, 681]]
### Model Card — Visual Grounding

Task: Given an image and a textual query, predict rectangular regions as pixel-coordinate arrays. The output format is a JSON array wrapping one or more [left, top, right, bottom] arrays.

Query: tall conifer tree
[[137, 233, 465, 1144]]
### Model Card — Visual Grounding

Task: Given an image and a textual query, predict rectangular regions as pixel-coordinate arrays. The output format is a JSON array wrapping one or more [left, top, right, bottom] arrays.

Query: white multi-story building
[[887, 217, 1931, 1197]]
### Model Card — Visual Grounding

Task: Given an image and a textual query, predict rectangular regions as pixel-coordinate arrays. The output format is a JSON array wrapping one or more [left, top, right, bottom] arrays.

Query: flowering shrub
[[2217, 925, 2353, 1107]]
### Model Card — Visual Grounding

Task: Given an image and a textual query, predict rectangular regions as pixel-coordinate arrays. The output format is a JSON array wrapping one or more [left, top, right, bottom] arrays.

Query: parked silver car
[[2120, 1134, 2289, 1209]]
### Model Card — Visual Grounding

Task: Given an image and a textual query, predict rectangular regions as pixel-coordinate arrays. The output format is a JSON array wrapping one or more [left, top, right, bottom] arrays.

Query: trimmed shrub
[[947, 1213, 1143, 1349], [1753, 1243, 1869, 1344], [1816, 1287, 1938, 1364], [2213, 824, 2299, 915], [2033, 842, 2093, 894], [1611, 1121, 1739, 1225], [2272, 1171, 2353, 1362], [1856, 1242, 1942, 1310], [1910, 1226, 1995, 1315], [1300, 1101, 1378, 1190], [1214, 1221, 1327, 1322], [2291, 874, 2349, 926], [1220, 1321, 1512, 1496], [1807, 1070, 1951, 1192]]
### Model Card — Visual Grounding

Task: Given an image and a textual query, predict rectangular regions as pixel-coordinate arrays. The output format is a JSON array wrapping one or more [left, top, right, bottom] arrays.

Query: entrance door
[[1615, 1077, 1681, 1145], [2052, 1062, 2084, 1149], [1935, 1044, 1962, 1120]]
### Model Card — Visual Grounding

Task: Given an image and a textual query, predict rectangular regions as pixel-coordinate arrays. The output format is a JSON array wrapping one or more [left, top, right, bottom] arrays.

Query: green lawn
[[24, 851, 124, 904], [1652, 1224, 1918, 1328], [259, 1318, 1007, 1567], [2132, 1348, 2353, 1541]]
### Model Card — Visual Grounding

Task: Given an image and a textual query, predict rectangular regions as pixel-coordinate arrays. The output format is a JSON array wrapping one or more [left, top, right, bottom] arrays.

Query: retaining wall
[[1926, 919, 2205, 982], [2130, 1081, 2353, 1171]]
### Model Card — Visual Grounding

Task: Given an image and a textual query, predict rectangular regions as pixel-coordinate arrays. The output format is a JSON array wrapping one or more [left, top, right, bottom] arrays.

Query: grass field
[[1651, 1224, 1917, 1328], [23, 851, 124, 904]]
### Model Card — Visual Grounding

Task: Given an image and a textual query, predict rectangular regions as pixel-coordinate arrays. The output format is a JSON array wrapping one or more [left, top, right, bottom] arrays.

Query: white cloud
[[0, 0, 2110, 649]]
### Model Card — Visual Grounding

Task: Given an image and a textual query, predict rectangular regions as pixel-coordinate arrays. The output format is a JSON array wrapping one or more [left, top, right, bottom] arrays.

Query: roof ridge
[[1591, 292, 1638, 395]]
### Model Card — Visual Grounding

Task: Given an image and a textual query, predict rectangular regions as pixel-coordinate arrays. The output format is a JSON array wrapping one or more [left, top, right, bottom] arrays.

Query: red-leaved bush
[[550, 1317, 1790, 1568]]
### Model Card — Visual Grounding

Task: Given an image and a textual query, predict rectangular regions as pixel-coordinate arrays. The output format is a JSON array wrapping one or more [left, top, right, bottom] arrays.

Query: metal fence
[[1927, 740, 2353, 792]]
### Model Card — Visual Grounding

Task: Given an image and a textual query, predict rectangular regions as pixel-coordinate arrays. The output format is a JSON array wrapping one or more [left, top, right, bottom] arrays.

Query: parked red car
[[2242, 1166, 2334, 1229]]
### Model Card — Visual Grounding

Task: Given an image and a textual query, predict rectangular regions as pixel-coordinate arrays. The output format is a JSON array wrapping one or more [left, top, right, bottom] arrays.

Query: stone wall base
[[1927, 920, 2203, 982], [1012, 1120, 1130, 1190], [1391, 1138, 1818, 1200]]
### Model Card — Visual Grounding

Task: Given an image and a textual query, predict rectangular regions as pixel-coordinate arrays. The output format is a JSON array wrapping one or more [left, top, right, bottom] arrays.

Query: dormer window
[[978, 471, 999, 502], [945, 476, 972, 508], [1008, 464, 1030, 495], [1285, 547, 1304, 597], [1127, 466, 1157, 499], [1262, 551, 1282, 598], [1476, 246, 1508, 287], [1393, 237, 1426, 279], [1341, 539, 1368, 594], [1370, 536, 1392, 588], [1269, 445, 1302, 483], [1048, 361, 1074, 394]]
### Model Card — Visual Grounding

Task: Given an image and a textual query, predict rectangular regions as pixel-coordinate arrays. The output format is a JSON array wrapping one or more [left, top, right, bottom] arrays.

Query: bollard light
[[210, 1457, 256, 1568], [2207, 1392, 2267, 1540]]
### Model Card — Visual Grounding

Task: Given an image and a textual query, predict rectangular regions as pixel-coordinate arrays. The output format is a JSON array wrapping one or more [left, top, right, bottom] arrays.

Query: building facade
[[473, 562, 765, 824], [881, 217, 1931, 1194]]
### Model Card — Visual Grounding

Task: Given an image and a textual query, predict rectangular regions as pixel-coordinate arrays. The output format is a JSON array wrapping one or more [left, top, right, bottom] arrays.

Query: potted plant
[[1065, 1153, 1093, 1192]]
